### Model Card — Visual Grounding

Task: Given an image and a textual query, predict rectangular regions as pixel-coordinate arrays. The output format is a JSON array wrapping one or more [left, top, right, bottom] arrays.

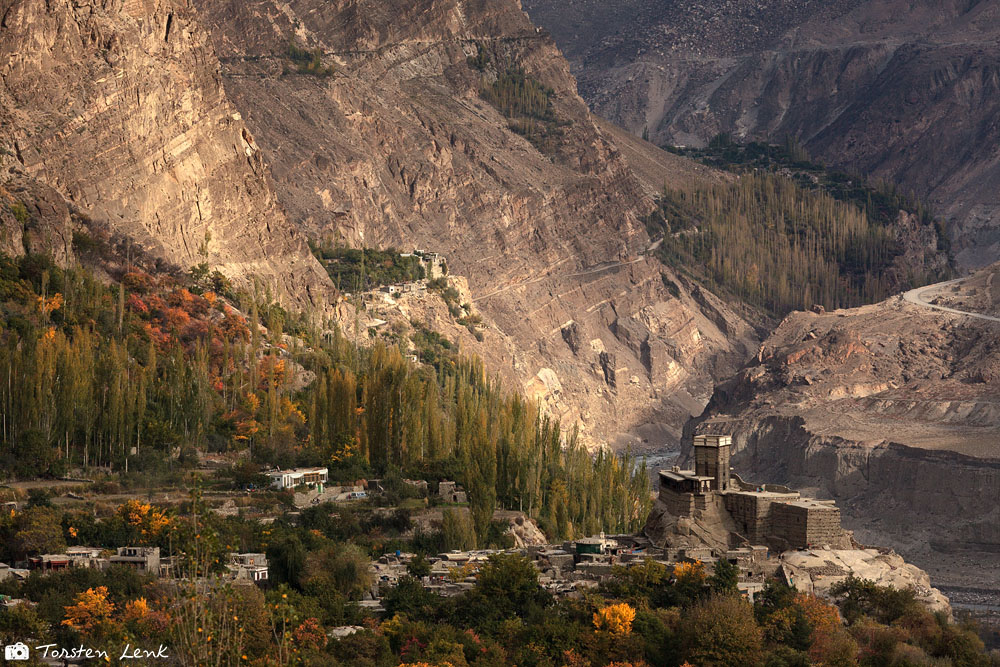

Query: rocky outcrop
[[506, 513, 548, 548], [0, 174, 74, 266], [685, 272, 1000, 593], [782, 549, 952, 617], [0, 0, 333, 306], [192, 0, 759, 448], [523, 0, 1000, 271]]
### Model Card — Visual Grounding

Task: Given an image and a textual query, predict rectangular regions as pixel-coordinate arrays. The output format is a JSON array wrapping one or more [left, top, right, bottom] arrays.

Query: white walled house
[[268, 467, 329, 490]]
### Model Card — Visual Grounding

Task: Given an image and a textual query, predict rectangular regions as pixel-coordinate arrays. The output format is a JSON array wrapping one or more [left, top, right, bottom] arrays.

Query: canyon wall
[[0, 0, 333, 306], [192, 0, 759, 448], [523, 0, 1000, 270], [685, 274, 1000, 591]]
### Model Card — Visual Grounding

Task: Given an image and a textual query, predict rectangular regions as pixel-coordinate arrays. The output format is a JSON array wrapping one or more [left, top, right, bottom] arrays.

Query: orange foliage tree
[[62, 586, 118, 638], [116, 499, 171, 544]]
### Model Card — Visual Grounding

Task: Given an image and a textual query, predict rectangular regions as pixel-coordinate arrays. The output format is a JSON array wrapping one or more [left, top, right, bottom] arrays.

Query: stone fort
[[653, 435, 845, 552]]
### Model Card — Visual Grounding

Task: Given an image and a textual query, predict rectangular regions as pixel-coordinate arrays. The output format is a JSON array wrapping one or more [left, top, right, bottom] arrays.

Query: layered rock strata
[[193, 0, 759, 447], [0, 0, 333, 306]]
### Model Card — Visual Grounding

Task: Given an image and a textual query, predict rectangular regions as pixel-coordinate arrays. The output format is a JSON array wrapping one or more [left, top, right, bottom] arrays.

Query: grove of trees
[[0, 249, 649, 545], [651, 140, 952, 317]]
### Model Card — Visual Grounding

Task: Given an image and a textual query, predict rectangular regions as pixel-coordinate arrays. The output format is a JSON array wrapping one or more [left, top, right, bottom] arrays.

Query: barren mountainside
[[192, 0, 760, 448], [523, 0, 1000, 270], [0, 0, 333, 306]]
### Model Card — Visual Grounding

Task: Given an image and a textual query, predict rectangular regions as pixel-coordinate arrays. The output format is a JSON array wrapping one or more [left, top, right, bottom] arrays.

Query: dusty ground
[[921, 264, 1000, 318]]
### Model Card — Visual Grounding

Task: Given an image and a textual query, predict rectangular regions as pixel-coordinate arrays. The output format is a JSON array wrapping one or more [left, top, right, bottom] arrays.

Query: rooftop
[[693, 434, 732, 448], [777, 498, 838, 509], [269, 467, 328, 476], [724, 489, 801, 499], [659, 469, 714, 483]]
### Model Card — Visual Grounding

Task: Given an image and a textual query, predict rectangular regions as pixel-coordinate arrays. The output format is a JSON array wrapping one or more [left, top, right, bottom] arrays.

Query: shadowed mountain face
[[522, 0, 1000, 270]]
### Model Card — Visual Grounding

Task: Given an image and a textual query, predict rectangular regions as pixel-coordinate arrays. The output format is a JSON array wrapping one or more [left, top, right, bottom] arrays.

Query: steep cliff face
[[685, 268, 1000, 593], [193, 0, 759, 448], [0, 0, 333, 305], [523, 0, 1000, 270], [0, 173, 74, 266]]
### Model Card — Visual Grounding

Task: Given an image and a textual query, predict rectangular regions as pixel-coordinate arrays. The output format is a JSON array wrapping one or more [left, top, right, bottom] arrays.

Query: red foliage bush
[[126, 293, 149, 314]]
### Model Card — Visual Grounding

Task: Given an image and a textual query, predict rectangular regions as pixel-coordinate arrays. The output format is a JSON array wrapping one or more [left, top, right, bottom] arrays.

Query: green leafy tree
[[383, 575, 441, 618], [303, 544, 372, 601], [266, 534, 307, 588], [407, 553, 432, 579], [442, 509, 476, 551], [680, 594, 765, 667], [13, 507, 66, 558], [709, 557, 740, 594]]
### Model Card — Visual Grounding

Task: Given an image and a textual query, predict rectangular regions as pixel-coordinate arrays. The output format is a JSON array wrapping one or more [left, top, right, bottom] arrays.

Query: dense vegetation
[[471, 44, 570, 154], [310, 244, 426, 293], [674, 136, 942, 237], [647, 139, 952, 316], [2, 535, 994, 667], [0, 250, 649, 543]]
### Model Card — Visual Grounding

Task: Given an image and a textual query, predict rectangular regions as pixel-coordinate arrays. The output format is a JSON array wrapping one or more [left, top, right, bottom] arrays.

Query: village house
[[109, 546, 160, 574], [27, 554, 71, 572], [438, 481, 467, 503], [269, 467, 329, 490], [228, 552, 269, 584]]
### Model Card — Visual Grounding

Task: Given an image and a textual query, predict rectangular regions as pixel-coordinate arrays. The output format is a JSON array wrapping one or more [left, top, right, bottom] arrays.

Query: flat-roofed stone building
[[770, 499, 842, 549], [647, 434, 849, 552]]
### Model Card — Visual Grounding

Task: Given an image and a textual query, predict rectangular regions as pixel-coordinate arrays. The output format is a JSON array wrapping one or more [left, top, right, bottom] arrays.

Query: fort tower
[[693, 434, 732, 491]]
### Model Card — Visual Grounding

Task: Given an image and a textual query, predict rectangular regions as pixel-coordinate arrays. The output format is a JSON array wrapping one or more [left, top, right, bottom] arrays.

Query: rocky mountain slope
[[685, 264, 1000, 597], [522, 0, 1000, 270], [0, 0, 333, 306], [191, 0, 759, 449]]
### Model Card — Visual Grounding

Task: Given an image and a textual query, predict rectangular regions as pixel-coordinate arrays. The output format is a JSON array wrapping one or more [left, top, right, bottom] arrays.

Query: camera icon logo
[[4, 642, 30, 660]]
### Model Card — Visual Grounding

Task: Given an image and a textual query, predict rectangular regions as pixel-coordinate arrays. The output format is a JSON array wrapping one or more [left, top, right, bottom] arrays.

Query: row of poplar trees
[[651, 172, 921, 315], [0, 252, 650, 542], [309, 334, 652, 542]]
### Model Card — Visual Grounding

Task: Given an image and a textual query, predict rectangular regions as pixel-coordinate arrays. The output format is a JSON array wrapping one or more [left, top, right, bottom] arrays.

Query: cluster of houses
[[264, 468, 467, 507], [363, 531, 776, 612], [0, 547, 269, 586], [370, 252, 448, 305]]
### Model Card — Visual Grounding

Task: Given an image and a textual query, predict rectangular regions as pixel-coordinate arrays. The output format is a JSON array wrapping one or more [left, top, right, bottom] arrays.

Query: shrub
[[9, 201, 30, 226]]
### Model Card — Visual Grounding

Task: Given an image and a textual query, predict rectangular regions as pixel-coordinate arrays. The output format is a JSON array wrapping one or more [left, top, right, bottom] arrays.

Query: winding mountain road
[[902, 279, 1000, 324]]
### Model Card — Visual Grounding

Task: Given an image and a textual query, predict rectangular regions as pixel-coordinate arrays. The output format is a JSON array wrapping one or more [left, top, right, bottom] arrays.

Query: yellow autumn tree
[[593, 602, 636, 635], [37, 293, 63, 315], [794, 593, 857, 664], [62, 586, 117, 637], [116, 499, 170, 543], [673, 560, 705, 582], [123, 597, 151, 622]]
